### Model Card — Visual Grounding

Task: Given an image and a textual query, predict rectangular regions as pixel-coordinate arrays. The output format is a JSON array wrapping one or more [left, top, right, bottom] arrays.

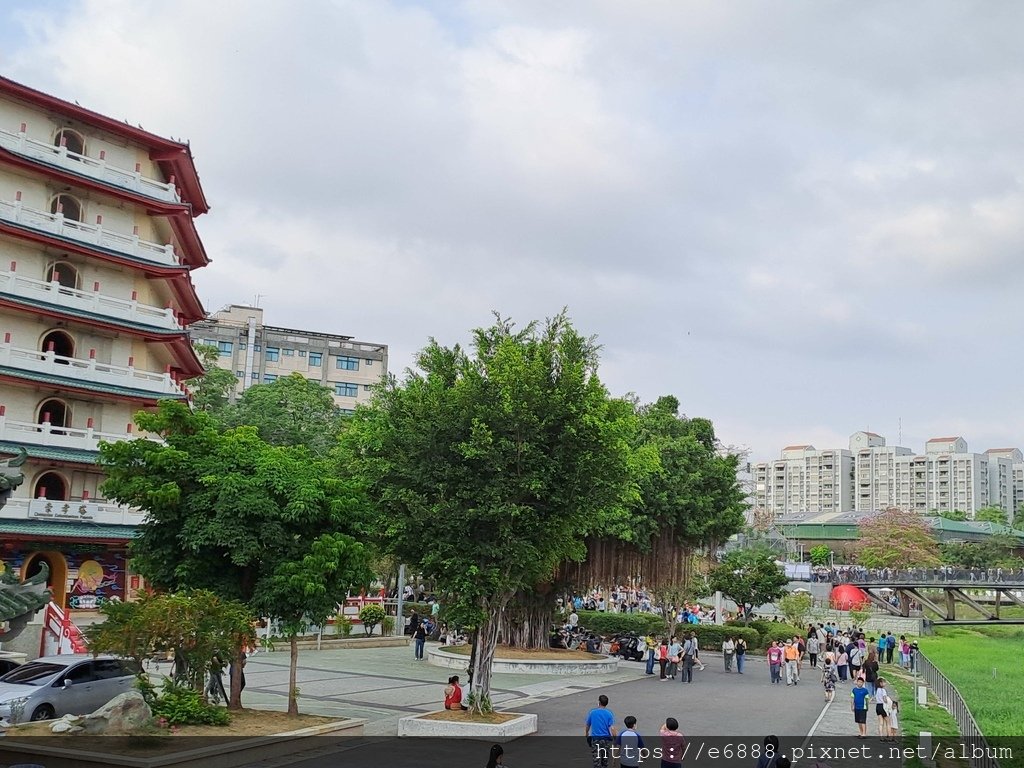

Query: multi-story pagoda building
[[0, 76, 210, 612]]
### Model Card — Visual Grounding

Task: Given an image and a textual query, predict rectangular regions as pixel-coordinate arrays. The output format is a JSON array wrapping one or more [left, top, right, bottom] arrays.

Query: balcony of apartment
[[0, 409, 133, 453], [0, 268, 179, 331], [0, 126, 179, 204], [0, 197, 180, 267], [0, 496, 144, 527], [0, 338, 186, 398]]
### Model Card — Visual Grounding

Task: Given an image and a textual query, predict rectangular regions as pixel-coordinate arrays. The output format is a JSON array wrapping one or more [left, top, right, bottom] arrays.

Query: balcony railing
[[0, 270, 179, 331], [0, 341, 186, 397], [0, 199, 180, 267], [0, 413, 133, 452], [0, 127, 179, 203], [0, 496, 145, 527]]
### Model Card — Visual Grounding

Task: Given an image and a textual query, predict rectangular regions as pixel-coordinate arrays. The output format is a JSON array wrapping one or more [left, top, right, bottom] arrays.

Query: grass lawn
[[921, 625, 1024, 768]]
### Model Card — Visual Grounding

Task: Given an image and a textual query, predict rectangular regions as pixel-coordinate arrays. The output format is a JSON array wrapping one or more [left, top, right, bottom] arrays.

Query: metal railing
[[915, 649, 1000, 768], [830, 567, 1024, 585]]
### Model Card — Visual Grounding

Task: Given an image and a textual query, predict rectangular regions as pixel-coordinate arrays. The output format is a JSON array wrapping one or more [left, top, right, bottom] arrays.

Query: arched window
[[54, 128, 86, 157], [45, 261, 80, 292], [41, 329, 75, 362], [50, 193, 83, 222], [33, 471, 69, 501], [37, 398, 71, 431]]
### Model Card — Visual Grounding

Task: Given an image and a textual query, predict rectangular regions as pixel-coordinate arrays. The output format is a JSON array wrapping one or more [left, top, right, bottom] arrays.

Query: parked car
[[0, 658, 22, 676], [0, 654, 139, 722]]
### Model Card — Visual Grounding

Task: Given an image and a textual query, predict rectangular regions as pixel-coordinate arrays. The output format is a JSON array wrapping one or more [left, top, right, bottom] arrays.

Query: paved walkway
[[239, 641, 649, 736], [240, 649, 837, 768]]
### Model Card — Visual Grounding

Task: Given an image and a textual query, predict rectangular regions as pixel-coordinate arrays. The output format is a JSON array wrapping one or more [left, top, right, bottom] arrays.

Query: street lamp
[[830, 550, 835, 569]]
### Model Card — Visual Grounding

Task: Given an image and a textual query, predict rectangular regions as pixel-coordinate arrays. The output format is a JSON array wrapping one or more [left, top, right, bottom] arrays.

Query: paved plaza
[[233, 642, 879, 768]]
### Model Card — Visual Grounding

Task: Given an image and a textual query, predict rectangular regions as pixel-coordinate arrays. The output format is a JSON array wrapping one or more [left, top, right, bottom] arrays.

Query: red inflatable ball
[[830, 584, 869, 611]]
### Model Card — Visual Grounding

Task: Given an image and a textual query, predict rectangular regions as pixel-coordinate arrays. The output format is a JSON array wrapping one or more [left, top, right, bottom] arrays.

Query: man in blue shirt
[[851, 678, 870, 738], [585, 694, 617, 768]]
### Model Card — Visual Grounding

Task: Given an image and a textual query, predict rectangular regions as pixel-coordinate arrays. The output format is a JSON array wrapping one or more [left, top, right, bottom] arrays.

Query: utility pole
[[395, 564, 406, 637]]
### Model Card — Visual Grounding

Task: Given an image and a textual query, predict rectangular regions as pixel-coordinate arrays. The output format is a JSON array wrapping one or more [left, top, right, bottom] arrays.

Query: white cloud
[[4, 0, 1024, 461]]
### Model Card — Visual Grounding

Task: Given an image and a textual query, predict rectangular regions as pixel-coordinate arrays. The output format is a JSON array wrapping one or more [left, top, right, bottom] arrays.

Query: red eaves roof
[[0, 76, 210, 215]]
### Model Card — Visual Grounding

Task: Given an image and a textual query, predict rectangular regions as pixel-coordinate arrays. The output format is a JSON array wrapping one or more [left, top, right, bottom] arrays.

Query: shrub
[[402, 602, 434, 616], [358, 604, 387, 635], [381, 616, 395, 636], [726, 619, 803, 648], [152, 679, 230, 726], [336, 614, 353, 637], [576, 611, 665, 637], [675, 623, 759, 651]]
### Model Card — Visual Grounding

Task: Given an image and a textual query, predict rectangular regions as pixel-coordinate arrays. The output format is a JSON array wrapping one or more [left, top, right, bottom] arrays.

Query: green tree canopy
[[974, 506, 1008, 525], [339, 311, 640, 711], [809, 544, 831, 567], [567, 396, 745, 590], [856, 508, 941, 569], [225, 372, 344, 454], [186, 344, 237, 415], [708, 549, 788, 624], [100, 400, 370, 709]]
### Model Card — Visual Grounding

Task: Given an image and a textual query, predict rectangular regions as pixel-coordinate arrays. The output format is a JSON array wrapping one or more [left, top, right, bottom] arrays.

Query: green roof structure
[[0, 440, 100, 465], [0, 563, 51, 639]]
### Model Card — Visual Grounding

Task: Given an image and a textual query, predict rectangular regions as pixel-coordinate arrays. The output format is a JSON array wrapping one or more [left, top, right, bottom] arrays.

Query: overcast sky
[[3, 1, 1023, 462]]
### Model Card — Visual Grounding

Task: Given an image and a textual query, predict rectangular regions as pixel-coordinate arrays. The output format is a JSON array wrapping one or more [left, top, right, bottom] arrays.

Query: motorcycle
[[610, 632, 645, 661]]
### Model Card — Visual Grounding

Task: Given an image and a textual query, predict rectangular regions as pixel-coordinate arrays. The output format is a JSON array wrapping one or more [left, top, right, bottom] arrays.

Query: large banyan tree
[[503, 396, 748, 647]]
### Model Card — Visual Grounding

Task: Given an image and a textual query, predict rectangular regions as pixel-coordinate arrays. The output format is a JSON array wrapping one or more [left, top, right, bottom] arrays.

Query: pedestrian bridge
[[840, 573, 1024, 624]]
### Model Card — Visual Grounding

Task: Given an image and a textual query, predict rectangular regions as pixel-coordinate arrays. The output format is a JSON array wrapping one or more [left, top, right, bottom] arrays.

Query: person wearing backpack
[[735, 636, 747, 674]]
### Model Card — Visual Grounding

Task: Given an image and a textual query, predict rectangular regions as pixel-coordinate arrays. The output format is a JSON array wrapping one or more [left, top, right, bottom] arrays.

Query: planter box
[[0, 718, 364, 768], [398, 712, 536, 741]]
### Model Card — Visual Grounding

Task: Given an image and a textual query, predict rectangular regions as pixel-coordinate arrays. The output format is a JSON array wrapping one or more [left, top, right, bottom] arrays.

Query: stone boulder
[[80, 690, 151, 734]]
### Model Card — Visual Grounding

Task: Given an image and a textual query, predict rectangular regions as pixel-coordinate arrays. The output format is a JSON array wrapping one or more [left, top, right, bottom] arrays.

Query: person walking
[[585, 694, 617, 768], [874, 678, 892, 742], [783, 639, 800, 686], [862, 650, 880, 697], [821, 653, 838, 702], [735, 636, 747, 674], [657, 639, 669, 680], [851, 678, 870, 739], [836, 647, 849, 682], [806, 633, 820, 669], [722, 637, 735, 672], [617, 715, 645, 768], [485, 743, 505, 768], [413, 620, 427, 660], [886, 681, 901, 740], [681, 632, 697, 683], [885, 632, 896, 665], [767, 641, 783, 685]]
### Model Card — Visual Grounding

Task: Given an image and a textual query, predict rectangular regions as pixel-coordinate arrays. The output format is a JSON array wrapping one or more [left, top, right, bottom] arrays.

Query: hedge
[[727, 619, 803, 647], [674, 623, 760, 651], [575, 611, 666, 636]]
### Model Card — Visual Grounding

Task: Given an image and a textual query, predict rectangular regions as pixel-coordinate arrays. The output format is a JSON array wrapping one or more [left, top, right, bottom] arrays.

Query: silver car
[[0, 654, 139, 722]]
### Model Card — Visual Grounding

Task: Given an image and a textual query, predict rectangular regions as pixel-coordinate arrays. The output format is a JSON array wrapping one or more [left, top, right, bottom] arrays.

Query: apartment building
[[0, 76, 210, 608], [189, 305, 388, 412], [753, 432, 1021, 521], [751, 444, 854, 520]]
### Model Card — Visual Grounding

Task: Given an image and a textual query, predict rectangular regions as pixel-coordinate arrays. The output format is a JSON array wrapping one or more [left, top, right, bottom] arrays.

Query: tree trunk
[[228, 642, 244, 711], [288, 635, 299, 716], [498, 589, 554, 650], [470, 595, 510, 714]]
